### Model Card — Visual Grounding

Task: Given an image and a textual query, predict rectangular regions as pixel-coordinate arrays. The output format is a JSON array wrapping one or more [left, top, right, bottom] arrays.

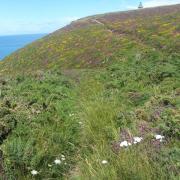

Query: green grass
[[1, 72, 81, 179], [0, 4, 179, 180], [74, 49, 179, 179]]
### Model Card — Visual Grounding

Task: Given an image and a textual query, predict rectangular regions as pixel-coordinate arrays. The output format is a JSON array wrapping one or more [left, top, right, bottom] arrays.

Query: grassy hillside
[[0, 5, 180, 179], [0, 4, 179, 75]]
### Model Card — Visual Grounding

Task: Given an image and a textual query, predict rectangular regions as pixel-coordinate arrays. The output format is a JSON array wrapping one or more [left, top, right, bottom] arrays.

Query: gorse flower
[[31, 170, 38, 176]]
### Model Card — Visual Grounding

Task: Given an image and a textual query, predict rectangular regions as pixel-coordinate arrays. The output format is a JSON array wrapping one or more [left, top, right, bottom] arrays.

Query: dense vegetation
[[0, 4, 179, 179]]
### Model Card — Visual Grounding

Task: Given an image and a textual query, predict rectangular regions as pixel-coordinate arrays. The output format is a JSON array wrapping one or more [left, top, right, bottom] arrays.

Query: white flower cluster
[[119, 134, 165, 148], [31, 134, 165, 176], [31, 154, 67, 176], [155, 134, 165, 142], [100, 134, 165, 168], [120, 140, 132, 147], [54, 154, 66, 165], [31, 170, 38, 176], [120, 136, 143, 147], [54, 159, 61, 165], [133, 137, 143, 144]]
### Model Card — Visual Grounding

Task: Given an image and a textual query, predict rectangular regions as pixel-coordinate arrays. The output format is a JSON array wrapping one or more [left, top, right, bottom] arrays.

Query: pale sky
[[0, 0, 179, 35]]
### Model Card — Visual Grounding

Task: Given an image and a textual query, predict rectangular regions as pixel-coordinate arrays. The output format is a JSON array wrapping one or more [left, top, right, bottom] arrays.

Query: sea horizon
[[0, 33, 46, 60]]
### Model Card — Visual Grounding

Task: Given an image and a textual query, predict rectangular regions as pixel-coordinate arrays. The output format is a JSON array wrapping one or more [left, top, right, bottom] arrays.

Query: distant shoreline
[[0, 33, 46, 60], [0, 33, 47, 37]]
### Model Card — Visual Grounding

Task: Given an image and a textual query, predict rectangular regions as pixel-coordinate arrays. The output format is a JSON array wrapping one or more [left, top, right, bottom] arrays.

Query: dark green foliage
[[1, 72, 81, 179]]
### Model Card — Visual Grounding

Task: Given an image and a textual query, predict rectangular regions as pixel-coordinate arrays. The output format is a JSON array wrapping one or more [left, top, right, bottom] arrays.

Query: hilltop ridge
[[0, 4, 179, 75]]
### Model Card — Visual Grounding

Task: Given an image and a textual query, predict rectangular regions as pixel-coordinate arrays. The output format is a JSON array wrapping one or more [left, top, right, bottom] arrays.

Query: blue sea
[[0, 34, 46, 60]]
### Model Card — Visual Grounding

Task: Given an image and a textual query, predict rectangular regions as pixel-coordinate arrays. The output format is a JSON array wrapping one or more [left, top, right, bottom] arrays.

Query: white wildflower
[[31, 170, 38, 176], [54, 159, 62, 165], [48, 164, 52, 167], [61, 154, 66, 161], [101, 160, 108, 164], [155, 135, 165, 142], [133, 137, 143, 144], [78, 121, 83, 125], [120, 141, 129, 147]]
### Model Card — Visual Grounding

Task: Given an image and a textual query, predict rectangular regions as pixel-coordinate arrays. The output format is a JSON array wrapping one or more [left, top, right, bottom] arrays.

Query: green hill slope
[[0, 5, 179, 179], [0, 4, 179, 75]]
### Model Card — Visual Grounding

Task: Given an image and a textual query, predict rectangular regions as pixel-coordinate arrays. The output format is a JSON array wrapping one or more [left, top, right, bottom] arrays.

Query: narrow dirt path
[[91, 18, 163, 54], [91, 19, 113, 33], [91, 19, 105, 26]]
